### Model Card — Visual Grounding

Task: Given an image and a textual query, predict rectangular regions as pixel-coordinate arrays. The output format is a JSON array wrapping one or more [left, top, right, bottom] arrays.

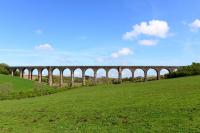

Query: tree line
[[166, 62, 200, 78]]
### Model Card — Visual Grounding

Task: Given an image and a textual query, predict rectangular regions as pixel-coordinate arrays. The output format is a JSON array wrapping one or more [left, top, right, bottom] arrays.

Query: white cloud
[[190, 19, 200, 31], [35, 29, 43, 35], [35, 43, 54, 51], [111, 48, 133, 58], [138, 39, 158, 46], [123, 19, 170, 40]]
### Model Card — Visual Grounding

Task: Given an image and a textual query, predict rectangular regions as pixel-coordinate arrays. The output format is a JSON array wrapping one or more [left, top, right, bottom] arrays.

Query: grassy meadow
[[0, 75, 200, 132], [0, 74, 64, 100]]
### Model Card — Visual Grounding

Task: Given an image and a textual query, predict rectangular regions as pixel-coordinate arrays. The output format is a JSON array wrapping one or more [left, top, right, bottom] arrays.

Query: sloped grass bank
[[1, 76, 200, 132], [0, 74, 65, 100]]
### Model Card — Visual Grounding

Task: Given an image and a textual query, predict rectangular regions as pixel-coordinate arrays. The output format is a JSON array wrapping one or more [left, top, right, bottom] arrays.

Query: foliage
[[166, 62, 200, 78], [85, 79, 96, 86], [112, 79, 121, 84], [0, 63, 10, 75], [14, 71, 20, 76], [42, 76, 48, 83]]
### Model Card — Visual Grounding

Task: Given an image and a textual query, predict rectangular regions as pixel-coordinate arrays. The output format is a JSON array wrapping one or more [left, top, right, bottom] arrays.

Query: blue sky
[[0, 0, 200, 66]]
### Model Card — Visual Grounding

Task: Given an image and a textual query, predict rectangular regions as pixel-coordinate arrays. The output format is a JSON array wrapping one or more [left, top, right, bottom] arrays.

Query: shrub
[[42, 77, 48, 83], [112, 79, 121, 84], [0, 63, 10, 75], [166, 62, 200, 78], [14, 71, 20, 76], [122, 78, 131, 82], [33, 82, 45, 91], [85, 79, 95, 86]]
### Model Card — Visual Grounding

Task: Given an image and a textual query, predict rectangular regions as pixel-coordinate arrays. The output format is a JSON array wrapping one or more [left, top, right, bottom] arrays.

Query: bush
[[85, 79, 95, 86], [122, 77, 131, 82], [42, 76, 48, 83], [166, 62, 200, 78], [14, 71, 20, 76], [96, 77, 106, 84], [0, 63, 10, 75], [112, 79, 121, 84]]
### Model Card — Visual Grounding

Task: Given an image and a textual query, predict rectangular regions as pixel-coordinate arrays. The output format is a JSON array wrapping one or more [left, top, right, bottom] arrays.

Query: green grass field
[[0, 74, 64, 100], [1, 75, 200, 132], [0, 74, 53, 92]]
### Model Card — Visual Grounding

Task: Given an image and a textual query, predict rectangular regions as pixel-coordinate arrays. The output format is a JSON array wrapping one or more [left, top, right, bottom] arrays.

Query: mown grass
[[1, 75, 200, 132]]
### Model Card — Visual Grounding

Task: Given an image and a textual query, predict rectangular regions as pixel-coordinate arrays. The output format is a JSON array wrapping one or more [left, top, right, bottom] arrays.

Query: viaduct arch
[[9, 65, 180, 87]]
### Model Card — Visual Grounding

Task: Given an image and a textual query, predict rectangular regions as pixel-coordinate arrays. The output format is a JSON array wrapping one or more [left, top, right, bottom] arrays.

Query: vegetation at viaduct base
[[166, 62, 200, 78]]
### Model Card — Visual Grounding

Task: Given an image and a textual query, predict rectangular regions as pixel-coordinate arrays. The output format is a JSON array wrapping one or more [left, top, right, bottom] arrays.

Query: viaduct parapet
[[9, 65, 181, 87]]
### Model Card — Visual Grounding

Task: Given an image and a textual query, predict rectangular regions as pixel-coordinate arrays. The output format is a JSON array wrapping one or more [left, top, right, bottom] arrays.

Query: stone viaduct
[[9, 66, 180, 87]]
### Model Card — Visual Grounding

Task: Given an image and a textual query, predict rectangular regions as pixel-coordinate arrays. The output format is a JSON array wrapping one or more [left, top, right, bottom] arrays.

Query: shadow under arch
[[13, 68, 20, 77]]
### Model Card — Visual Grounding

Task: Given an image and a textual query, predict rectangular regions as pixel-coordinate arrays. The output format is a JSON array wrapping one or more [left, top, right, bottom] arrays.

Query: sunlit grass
[[0, 75, 200, 132]]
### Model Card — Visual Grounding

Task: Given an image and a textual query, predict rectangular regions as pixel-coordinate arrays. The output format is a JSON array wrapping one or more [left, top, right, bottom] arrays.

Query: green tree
[[0, 63, 10, 75], [166, 62, 200, 78]]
